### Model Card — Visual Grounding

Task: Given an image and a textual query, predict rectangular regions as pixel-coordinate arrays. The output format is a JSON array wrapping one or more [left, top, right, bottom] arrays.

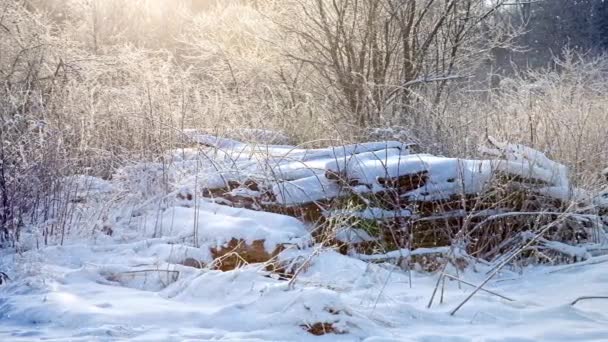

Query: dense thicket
[[1, 0, 607, 242]]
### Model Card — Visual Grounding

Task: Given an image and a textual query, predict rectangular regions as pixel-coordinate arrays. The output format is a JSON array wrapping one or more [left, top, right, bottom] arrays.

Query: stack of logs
[[183, 145, 605, 266]]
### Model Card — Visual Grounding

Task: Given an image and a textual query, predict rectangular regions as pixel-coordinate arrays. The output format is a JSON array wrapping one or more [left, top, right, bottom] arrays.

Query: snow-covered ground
[[1, 136, 607, 341], [1, 236, 608, 341]]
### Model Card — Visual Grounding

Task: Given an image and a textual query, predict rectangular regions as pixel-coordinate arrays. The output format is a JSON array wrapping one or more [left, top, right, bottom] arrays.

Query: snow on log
[[140, 203, 311, 271], [159, 132, 606, 263]]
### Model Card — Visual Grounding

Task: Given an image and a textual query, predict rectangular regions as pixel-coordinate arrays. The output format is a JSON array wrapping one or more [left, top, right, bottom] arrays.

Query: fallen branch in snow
[[353, 247, 450, 262], [450, 207, 575, 316], [548, 255, 608, 274], [443, 274, 515, 302], [120, 269, 180, 276], [570, 296, 608, 306]]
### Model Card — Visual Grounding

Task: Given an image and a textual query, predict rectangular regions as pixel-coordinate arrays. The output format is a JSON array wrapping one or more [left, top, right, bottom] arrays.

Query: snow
[[353, 246, 452, 261], [291, 141, 413, 162], [539, 239, 591, 260], [535, 186, 588, 202], [272, 175, 345, 205], [164, 134, 583, 208], [63, 175, 114, 195], [326, 152, 430, 191], [183, 129, 246, 150], [271, 157, 335, 180], [2, 241, 608, 341], [334, 228, 377, 244], [129, 201, 311, 254], [595, 188, 608, 208], [1, 135, 606, 340], [481, 136, 569, 186], [328, 207, 414, 220]]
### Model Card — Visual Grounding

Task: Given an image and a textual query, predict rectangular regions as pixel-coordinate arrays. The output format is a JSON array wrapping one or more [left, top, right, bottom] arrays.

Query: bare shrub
[[418, 51, 608, 184], [485, 52, 608, 182], [276, 0, 521, 126]]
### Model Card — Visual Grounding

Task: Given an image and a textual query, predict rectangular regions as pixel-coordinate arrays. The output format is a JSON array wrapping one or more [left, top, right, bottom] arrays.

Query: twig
[[121, 269, 180, 275], [287, 242, 324, 290], [427, 261, 449, 309], [570, 296, 608, 306], [440, 274, 446, 304], [386, 75, 470, 105], [548, 255, 608, 274], [443, 273, 515, 302]]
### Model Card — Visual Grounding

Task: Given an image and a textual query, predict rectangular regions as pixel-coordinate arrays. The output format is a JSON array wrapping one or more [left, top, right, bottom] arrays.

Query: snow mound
[[141, 202, 309, 251]]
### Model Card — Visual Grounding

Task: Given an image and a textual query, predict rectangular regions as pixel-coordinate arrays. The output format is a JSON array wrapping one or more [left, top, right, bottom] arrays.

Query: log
[[377, 170, 429, 193], [210, 238, 286, 272]]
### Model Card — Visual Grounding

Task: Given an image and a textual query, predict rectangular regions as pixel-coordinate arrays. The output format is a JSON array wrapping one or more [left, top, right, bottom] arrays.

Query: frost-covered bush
[[404, 51, 608, 186]]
